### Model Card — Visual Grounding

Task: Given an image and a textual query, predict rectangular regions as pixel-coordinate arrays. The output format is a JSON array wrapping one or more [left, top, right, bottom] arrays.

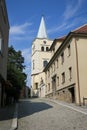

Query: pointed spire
[[37, 16, 48, 39]]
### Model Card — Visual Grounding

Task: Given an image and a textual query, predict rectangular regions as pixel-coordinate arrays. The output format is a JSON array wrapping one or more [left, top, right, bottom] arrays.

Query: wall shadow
[[18, 100, 53, 119], [0, 104, 15, 121]]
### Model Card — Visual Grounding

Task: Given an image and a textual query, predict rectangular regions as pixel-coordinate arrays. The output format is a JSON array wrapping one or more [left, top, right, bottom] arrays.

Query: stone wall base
[[46, 86, 75, 104], [55, 88, 72, 103]]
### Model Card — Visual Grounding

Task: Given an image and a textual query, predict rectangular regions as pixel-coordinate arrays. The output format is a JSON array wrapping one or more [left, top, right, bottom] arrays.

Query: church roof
[[37, 16, 48, 39]]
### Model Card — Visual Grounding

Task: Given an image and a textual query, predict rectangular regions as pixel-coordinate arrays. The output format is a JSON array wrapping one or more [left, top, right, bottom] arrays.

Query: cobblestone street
[[17, 98, 87, 130]]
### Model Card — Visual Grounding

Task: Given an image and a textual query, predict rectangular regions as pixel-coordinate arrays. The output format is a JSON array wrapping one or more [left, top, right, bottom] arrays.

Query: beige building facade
[[31, 16, 53, 97], [0, 0, 9, 107], [44, 24, 87, 105]]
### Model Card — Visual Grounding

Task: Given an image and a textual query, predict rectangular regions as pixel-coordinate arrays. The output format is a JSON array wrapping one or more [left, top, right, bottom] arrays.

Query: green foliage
[[7, 46, 27, 90]]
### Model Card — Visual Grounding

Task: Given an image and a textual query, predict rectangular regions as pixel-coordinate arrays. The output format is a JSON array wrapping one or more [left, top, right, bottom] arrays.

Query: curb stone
[[9, 103, 18, 130]]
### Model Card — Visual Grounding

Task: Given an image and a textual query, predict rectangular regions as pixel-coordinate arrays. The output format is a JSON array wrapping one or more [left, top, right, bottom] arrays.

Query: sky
[[6, 0, 87, 87]]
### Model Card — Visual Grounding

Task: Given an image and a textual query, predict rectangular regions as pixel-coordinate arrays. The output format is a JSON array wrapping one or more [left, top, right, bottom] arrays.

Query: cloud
[[47, 21, 75, 35], [47, 0, 87, 36], [47, 23, 67, 34], [10, 22, 33, 35], [9, 35, 34, 43], [63, 0, 82, 20], [9, 22, 35, 45]]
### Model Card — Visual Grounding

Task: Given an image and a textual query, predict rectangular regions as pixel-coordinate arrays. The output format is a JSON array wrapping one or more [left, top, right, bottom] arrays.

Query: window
[[53, 48, 55, 53], [46, 47, 49, 51], [57, 76, 59, 86], [62, 72, 65, 84], [54, 62, 55, 72], [48, 83, 50, 91], [35, 83, 38, 89], [56, 59, 58, 68], [61, 52, 64, 64], [41, 46, 44, 51], [69, 67, 72, 80], [68, 44, 71, 56], [43, 60, 48, 68]]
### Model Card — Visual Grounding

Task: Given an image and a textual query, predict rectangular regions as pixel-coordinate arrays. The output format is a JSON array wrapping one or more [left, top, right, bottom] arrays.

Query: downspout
[[75, 38, 81, 105]]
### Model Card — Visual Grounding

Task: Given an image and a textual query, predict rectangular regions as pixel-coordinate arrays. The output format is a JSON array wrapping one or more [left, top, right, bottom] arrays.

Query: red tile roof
[[73, 24, 87, 33], [50, 36, 66, 50], [51, 24, 87, 50], [56, 36, 66, 41]]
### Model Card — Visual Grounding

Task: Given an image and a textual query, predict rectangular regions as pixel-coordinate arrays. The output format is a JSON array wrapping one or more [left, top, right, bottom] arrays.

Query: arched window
[[41, 46, 44, 51], [46, 47, 49, 51]]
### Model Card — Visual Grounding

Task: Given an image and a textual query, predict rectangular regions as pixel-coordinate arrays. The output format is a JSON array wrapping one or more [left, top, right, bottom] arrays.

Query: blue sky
[[6, 0, 87, 87]]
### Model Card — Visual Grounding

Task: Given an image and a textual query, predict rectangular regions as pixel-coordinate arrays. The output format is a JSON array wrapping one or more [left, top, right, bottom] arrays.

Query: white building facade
[[31, 16, 53, 97]]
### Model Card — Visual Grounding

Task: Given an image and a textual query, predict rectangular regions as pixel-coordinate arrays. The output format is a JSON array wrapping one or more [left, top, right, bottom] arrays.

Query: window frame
[[67, 44, 71, 57], [46, 47, 49, 51], [61, 52, 64, 64], [48, 83, 50, 91], [57, 76, 59, 86], [69, 67, 72, 81], [41, 46, 44, 51], [62, 72, 65, 84], [43, 60, 48, 68], [56, 58, 58, 68]]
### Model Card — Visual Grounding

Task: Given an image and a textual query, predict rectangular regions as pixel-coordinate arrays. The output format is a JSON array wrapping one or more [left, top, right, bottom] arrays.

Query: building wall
[[51, 41, 62, 57], [46, 38, 76, 98], [45, 36, 87, 105], [32, 38, 52, 75], [0, 0, 9, 107], [0, 0, 9, 80], [31, 38, 53, 97], [76, 37, 87, 103]]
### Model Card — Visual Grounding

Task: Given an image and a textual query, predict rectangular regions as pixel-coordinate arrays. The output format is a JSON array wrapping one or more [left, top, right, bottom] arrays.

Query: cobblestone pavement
[[17, 98, 87, 130]]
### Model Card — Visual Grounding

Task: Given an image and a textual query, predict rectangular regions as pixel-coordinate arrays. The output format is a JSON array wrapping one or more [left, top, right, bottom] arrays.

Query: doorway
[[69, 87, 75, 103], [52, 75, 56, 97]]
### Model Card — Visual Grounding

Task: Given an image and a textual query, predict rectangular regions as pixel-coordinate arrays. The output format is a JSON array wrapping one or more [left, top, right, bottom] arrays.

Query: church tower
[[31, 16, 53, 97]]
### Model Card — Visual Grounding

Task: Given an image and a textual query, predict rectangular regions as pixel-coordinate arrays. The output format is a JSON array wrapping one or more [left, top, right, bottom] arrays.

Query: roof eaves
[[43, 32, 73, 72], [44, 32, 87, 72]]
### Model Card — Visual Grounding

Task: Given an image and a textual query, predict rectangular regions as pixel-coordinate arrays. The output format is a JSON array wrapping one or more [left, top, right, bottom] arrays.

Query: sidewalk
[[41, 98, 87, 115], [0, 103, 18, 130]]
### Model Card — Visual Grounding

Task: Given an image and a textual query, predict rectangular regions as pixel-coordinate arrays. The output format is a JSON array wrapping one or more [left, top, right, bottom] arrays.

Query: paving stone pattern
[[17, 99, 87, 130]]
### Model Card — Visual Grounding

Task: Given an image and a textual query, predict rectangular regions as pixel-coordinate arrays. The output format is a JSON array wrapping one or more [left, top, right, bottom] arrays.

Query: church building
[[31, 16, 53, 97]]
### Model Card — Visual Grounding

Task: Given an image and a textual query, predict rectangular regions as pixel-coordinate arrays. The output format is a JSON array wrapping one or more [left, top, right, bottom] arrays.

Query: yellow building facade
[[44, 24, 87, 105]]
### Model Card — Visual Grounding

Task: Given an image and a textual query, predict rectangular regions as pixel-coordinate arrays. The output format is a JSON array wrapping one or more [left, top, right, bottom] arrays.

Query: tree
[[6, 46, 27, 102], [8, 46, 25, 71]]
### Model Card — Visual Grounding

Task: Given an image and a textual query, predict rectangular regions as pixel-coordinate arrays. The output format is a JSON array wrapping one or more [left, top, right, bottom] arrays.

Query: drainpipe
[[75, 38, 81, 106]]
